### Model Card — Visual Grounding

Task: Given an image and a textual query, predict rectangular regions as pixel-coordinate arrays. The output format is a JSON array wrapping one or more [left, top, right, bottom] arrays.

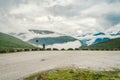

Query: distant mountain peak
[[93, 37, 110, 44], [94, 32, 105, 36], [86, 38, 120, 49]]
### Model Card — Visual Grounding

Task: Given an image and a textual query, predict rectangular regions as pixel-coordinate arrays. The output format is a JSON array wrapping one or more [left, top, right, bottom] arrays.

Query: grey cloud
[[105, 14, 120, 26], [47, 0, 99, 18], [0, 0, 26, 8], [0, 0, 120, 35], [47, 4, 81, 17], [106, 0, 120, 3]]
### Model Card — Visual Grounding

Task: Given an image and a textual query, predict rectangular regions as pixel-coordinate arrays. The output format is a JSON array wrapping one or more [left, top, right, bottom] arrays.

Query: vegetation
[[75, 48, 79, 50], [28, 36, 77, 46], [25, 69, 120, 80], [68, 48, 74, 50], [53, 48, 59, 50], [80, 38, 120, 50], [0, 32, 35, 53], [61, 48, 65, 50], [46, 48, 52, 51], [87, 38, 120, 50]]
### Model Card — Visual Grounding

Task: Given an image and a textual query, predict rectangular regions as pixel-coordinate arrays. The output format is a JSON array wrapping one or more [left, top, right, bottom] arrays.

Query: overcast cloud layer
[[0, 0, 120, 35]]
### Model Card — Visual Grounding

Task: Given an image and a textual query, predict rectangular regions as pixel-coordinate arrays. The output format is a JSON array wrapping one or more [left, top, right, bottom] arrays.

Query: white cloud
[[81, 2, 120, 17], [10, 4, 39, 14], [0, 0, 120, 36]]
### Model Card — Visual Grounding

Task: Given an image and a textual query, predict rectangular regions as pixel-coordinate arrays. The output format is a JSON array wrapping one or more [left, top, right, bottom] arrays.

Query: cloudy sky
[[0, 0, 120, 35]]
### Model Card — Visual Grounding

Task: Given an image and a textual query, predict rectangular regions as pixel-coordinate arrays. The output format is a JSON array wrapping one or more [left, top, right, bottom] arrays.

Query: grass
[[0, 32, 35, 53], [24, 69, 120, 80], [86, 38, 120, 50]]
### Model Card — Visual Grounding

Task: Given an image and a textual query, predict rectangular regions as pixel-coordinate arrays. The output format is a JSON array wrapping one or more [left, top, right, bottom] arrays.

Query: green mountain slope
[[0, 32, 35, 49], [28, 36, 77, 45], [87, 38, 120, 49]]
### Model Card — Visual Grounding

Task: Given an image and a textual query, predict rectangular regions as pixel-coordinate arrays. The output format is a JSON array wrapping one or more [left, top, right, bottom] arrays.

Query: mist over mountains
[[9, 29, 81, 49], [9, 29, 120, 49], [0, 0, 120, 49]]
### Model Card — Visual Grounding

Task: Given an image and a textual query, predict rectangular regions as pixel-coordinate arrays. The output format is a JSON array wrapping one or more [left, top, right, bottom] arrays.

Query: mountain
[[79, 31, 120, 46], [87, 38, 120, 49], [93, 38, 110, 44], [110, 31, 120, 36], [93, 32, 105, 36], [9, 29, 120, 48], [80, 37, 110, 46], [9, 29, 65, 41], [10, 30, 82, 49], [28, 36, 77, 45], [0, 32, 35, 49]]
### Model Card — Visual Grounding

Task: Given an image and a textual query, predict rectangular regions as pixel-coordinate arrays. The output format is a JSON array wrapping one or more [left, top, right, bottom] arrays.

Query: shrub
[[9, 49, 16, 52], [31, 48, 39, 51], [114, 48, 118, 51], [61, 48, 65, 50], [38, 48, 42, 51], [0, 49, 8, 53], [90, 49, 94, 51], [16, 49, 20, 52], [53, 48, 59, 50], [100, 49, 104, 51], [82, 48, 88, 50], [46, 48, 52, 51], [68, 48, 74, 50], [24, 49, 30, 51], [75, 48, 79, 50], [1, 48, 11, 53], [106, 49, 109, 51], [95, 49, 99, 51], [41, 48, 45, 50]]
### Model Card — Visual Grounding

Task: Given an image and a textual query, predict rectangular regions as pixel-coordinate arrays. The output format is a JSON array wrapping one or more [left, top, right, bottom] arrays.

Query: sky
[[0, 0, 120, 35]]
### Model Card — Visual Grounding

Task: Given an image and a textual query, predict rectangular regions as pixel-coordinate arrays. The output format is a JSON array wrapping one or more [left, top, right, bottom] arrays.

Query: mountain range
[[9, 30, 81, 49], [78, 31, 120, 46], [0, 29, 120, 50], [9, 29, 120, 49], [86, 38, 120, 50]]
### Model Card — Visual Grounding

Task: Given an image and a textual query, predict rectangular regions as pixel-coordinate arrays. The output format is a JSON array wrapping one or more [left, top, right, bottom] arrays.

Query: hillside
[[0, 32, 35, 49], [28, 36, 77, 45], [9, 29, 82, 49], [28, 36, 81, 49], [78, 30, 120, 46], [87, 38, 120, 49]]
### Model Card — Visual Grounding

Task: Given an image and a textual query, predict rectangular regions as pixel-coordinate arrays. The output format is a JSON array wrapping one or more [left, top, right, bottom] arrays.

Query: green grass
[[24, 69, 120, 80], [0, 32, 35, 53], [81, 38, 120, 50]]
